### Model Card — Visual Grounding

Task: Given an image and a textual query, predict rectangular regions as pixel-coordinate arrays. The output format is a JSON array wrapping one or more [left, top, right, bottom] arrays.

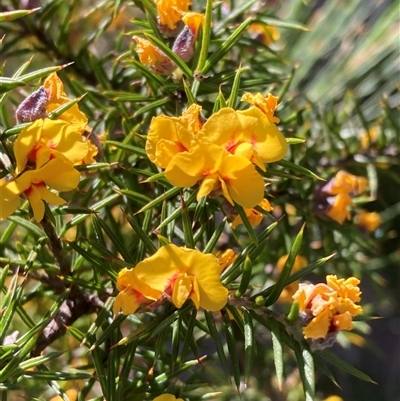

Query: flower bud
[[15, 86, 49, 123]]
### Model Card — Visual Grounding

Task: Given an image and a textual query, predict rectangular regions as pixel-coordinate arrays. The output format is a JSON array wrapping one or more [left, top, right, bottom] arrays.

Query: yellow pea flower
[[114, 268, 163, 315], [153, 394, 184, 401], [43, 72, 88, 129], [14, 118, 89, 173], [133, 244, 228, 311], [324, 193, 353, 224], [165, 143, 265, 208], [154, 0, 189, 30], [322, 170, 367, 196], [196, 107, 287, 171], [354, 210, 381, 233], [320, 170, 368, 224], [292, 275, 362, 340], [230, 198, 273, 229], [133, 36, 175, 75], [241, 92, 280, 123], [216, 248, 238, 273], [248, 23, 280, 46], [0, 158, 80, 222], [146, 106, 200, 168]]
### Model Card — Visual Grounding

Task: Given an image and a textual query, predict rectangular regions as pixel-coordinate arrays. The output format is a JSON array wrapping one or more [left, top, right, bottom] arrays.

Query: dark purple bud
[[172, 25, 196, 62], [15, 86, 49, 124]]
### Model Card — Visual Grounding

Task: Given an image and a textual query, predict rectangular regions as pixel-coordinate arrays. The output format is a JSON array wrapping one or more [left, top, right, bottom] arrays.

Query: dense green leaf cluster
[[0, 1, 399, 401]]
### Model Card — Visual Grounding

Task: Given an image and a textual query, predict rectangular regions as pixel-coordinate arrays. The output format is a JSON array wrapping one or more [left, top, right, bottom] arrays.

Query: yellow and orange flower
[[145, 105, 201, 169], [14, 118, 89, 173], [230, 198, 273, 229], [354, 210, 381, 233], [0, 158, 81, 222], [134, 36, 175, 75], [165, 143, 265, 208], [114, 268, 162, 315], [293, 275, 362, 340], [43, 72, 88, 129], [241, 92, 280, 123], [216, 248, 238, 272], [154, 0, 190, 30], [115, 244, 228, 313], [196, 107, 287, 171], [248, 23, 280, 46], [320, 170, 368, 224]]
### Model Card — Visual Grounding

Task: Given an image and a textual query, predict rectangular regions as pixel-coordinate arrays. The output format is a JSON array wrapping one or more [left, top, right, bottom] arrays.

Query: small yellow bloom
[[248, 23, 280, 46], [320, 170, 368, 224], [165, 143, 265, 208], [325, 193, 353, 224], [14, 118, 89, 173], [292, 275, 362, 340], [0, 158, 80, 222], [230, 198, 273, 229], [323, 170, 367, 196], [134, 244, 228, 311], [134, 36, 175, 75], [216, 248, 238, 272], [181, 12, 205, 37], [114, 268, 162, 315], [145, 109, 199, 169], [154, 0, 189, 30], [196, 107, 287, 171], [43, 73, 88, 129], [276, 254, 308, 303], [241, 92, 280, 123], [355, 210, 381, 233], [153, 394, 184, 401]]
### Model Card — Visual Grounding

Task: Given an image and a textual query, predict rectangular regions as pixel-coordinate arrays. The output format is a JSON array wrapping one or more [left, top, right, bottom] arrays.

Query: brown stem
[[40, 214, 71, 277]]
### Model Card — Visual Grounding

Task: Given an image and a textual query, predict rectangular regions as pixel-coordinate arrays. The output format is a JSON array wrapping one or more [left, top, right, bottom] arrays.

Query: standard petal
[[134, 244, 184, 292]]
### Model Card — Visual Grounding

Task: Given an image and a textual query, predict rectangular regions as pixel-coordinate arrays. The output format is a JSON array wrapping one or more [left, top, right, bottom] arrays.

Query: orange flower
[[114, 268, 162, 314], [293, 275, 362, 340], [241, 92, 280, 124], [0, 158, 81, 222], [216, 249, 238, 272], [154, 0, 189, 30], [165, 143, 265, 208], [133, 36, 175, 75], [14, 118, 89, 173], [196, 107, 287, 171], [145, 105, 200, 169], [354, 210, 381, 233], [115, 244, 228, 312], [43, 72, 88, 129], [230, 198, 273, 229], [248, 23, 280, 46], [319, 170, 368, 224]]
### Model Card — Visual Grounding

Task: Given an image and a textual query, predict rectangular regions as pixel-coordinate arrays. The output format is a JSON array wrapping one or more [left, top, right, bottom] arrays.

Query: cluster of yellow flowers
[[293, 275, 363, 340], [0, 73, 96, 222], [146, 93, 288, 209]]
